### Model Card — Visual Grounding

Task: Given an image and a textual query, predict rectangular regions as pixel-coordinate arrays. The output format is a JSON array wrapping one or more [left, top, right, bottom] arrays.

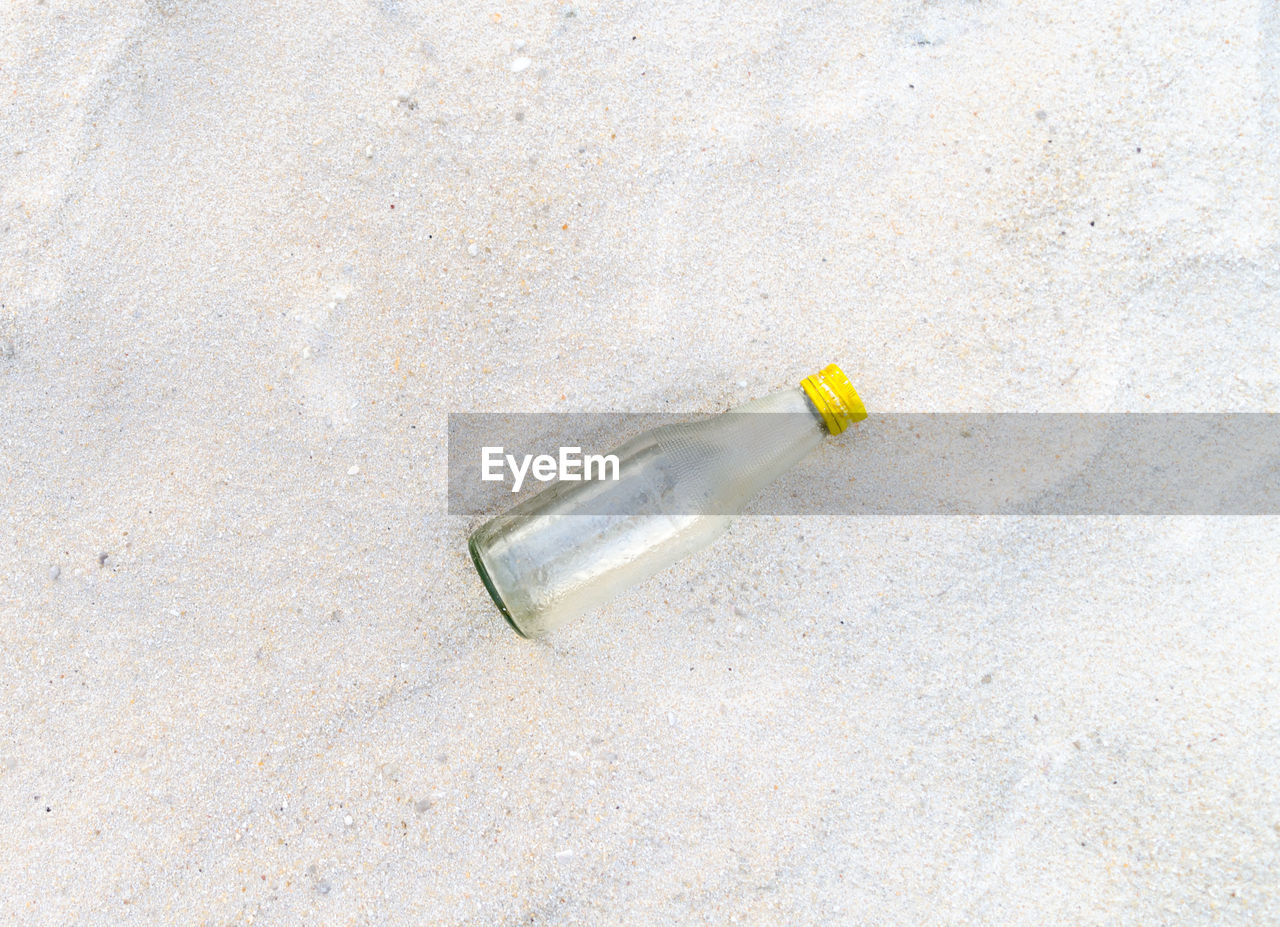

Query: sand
[[2, 1, 1278, 923]]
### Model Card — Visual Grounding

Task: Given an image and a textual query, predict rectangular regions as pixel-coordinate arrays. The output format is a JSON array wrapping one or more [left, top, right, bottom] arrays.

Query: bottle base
[[468, 534, 528, 638]]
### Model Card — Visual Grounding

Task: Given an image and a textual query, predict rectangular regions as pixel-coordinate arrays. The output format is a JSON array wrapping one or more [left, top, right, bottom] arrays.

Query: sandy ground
[[2, 1, 1279, 924]]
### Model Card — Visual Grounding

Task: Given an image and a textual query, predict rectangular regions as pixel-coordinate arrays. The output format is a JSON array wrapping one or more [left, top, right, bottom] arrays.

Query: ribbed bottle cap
[[800, 363, 866, 435]]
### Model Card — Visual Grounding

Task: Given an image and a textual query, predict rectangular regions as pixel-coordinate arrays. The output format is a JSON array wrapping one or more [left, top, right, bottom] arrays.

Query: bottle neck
[[733, 385, 832, 435]]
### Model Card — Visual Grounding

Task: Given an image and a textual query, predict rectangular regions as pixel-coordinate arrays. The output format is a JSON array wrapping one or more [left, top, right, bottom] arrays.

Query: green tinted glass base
[[469, 535, 527, 638]]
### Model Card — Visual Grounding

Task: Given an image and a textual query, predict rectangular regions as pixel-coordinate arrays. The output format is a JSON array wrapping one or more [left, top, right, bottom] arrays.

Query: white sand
[[2, 1, 1278, 923]]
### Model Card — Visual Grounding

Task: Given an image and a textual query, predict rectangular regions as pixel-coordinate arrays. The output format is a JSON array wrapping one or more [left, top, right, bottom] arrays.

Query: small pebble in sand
[[344, 815, 353, 826], [364, 144, 373, 159], [97, 552, 109, 568], [467, 243, 479, 256], [509, 57, 532, 73], [49, 565, 60, 581], [0, 339, 14, 357], [414, 798, 432, 814], [347, 465, 360, 475], [315, 880, 331, 895]]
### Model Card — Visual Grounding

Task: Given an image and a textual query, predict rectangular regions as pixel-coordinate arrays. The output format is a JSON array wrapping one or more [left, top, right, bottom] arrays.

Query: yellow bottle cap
[[800, 363, 866, 435]]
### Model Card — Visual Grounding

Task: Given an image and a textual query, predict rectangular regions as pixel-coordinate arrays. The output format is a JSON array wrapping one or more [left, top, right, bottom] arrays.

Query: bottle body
[[471, 388, 829, 636]]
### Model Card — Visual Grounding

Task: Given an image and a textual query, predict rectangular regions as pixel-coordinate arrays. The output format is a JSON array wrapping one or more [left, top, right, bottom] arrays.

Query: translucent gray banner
[[447, 413, 1280, 516]]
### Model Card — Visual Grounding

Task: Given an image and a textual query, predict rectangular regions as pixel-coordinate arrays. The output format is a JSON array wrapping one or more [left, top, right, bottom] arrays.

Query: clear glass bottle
[[469, 364, 865, 637]]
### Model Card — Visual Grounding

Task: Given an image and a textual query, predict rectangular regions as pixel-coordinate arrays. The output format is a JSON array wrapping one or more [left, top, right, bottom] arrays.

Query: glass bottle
[[468, 364, 865, 637]]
